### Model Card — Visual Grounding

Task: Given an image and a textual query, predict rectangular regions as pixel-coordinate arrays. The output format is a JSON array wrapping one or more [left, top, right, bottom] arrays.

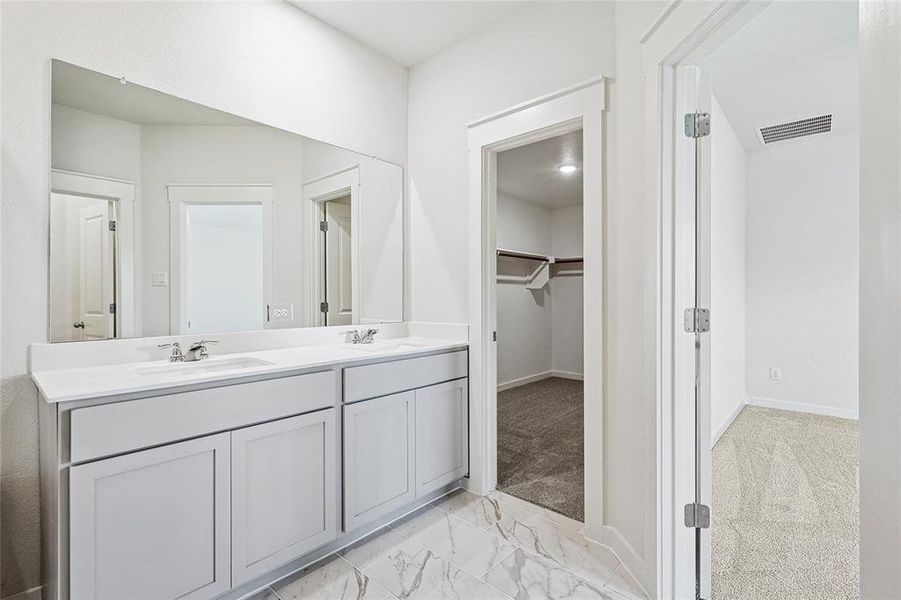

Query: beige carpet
[[712, 406, 859, 599], [496, 377, 584, 521]]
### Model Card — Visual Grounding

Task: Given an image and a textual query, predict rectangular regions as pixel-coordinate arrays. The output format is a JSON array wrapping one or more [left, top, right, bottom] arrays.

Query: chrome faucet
[[158, 342, 185, 363], [186, 340, 219, 362], [350, 329, 379, 344]]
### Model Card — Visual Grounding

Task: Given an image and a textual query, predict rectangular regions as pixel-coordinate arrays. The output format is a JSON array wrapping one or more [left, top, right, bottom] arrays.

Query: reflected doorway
[[320, 195, 353, 326]]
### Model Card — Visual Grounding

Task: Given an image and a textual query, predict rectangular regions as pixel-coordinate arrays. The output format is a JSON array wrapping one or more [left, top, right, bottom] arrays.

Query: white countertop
[[32, 337, 468, 404]]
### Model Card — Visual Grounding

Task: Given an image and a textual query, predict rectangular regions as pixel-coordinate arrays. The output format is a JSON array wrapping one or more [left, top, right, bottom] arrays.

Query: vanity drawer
[[69, 371, 336, 464], [343, 350, 468, 403]]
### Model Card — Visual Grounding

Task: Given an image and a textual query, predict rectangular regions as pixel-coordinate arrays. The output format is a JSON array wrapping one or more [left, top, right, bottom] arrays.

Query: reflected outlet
[[269, 303, 293, 321]]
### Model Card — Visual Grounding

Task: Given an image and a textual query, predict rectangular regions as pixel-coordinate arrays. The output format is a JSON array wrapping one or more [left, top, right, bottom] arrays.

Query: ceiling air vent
[[758, 114, 832, 145]]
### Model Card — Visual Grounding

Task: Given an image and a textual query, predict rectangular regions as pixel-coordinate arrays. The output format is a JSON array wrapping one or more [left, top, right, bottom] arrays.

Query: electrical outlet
[[769, 367, 782, 381], [269, 303, 293, 321]]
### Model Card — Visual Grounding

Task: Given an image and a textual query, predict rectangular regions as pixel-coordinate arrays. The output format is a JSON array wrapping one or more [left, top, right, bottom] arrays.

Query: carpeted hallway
[[712, 405, 859, 599], [496, 377, 584, 522]]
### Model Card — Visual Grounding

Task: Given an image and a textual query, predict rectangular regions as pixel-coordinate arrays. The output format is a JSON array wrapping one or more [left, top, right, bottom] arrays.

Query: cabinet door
[[69, 433, 230, 600], [231, 409, 337, 585], [344, 391, 415, 531], [415, 379, 469, 497]]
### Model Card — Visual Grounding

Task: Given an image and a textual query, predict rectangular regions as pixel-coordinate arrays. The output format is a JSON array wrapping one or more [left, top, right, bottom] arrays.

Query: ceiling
[[52, 61, 253, 126], [705, 1, 858, 152], [288, 1, 528, 67], [497, 130, 583, 208]]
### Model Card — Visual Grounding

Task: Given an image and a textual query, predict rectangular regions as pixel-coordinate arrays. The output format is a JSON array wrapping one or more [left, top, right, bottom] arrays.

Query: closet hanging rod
[[496, 248, 548, 261], [496, 248, 584, 264]]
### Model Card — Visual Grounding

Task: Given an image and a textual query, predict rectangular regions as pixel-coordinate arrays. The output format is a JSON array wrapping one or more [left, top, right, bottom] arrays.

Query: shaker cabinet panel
[[343, 391, 415, 531], [231, 409, 337, 585], [69, 433, 230, 600], [415, 379, 469, 497]]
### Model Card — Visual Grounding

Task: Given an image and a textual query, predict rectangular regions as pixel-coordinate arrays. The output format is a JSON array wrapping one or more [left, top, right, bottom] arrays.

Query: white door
[[231, 410, 338, 585], [343, 391, 415, 531], [69, 433, 231, 600], [78, 200, 114, 340], [415, 379, 469, 497], [324, 198, 353, 326]]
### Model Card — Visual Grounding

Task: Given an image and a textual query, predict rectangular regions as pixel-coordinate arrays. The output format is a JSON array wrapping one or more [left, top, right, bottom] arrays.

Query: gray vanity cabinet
[[343, 391, 416, 531], [415, 379, 469, 497], [230, 409, 337, 585], [68, 432, 231, 600]]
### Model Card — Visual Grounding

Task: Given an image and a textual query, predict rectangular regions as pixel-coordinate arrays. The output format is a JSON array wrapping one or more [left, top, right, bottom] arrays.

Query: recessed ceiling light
[[557, 164, 578, 174]]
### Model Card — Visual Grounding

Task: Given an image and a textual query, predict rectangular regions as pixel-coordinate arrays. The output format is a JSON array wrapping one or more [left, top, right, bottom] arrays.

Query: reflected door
[[323, 197, 353, 326], [184, 203, 265, 334], [78, 201, 115, 340]]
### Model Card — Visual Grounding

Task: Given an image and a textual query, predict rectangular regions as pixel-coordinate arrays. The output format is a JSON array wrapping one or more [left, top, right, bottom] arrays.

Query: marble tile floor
[[248, 489, 648, 600]]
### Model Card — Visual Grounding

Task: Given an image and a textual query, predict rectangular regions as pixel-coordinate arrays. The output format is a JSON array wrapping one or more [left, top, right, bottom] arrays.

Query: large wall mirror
[[49, 60, 404, 342]]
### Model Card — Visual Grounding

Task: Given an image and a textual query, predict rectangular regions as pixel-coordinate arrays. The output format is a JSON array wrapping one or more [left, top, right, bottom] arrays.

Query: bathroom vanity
[[33, 337, 469, 600]]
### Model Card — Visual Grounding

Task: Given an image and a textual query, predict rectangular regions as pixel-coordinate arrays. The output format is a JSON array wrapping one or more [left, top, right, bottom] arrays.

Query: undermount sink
[[348, 341, 428, 353], [135, 356, 275, 378]]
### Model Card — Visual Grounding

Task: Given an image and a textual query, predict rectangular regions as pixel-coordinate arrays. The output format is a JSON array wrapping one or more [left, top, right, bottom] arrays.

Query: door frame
[[466, 77, 607, 538], [302, 167, 361, 327], [50, 169, 136, 339], [646, 2, 771, 597], [167, 184, 274, 334]]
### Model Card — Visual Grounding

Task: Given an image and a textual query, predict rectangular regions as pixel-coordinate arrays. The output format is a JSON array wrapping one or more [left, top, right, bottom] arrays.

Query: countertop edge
[[33, 341, 469, 404]]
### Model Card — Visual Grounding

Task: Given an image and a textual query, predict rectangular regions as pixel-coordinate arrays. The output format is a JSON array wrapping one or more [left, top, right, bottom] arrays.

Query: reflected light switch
[[152, 271, 169, 287]]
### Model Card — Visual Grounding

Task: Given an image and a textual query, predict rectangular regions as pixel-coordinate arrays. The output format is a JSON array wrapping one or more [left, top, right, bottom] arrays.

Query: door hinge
[[320, 301, 328, 313], [492, 331, 497, 342], [108, 220, 117, 232], [320, 220, 328, 232], [684, 112, 711, 138], [109, 302, 117, 314], [683, 308, 710, 333], [684, 502, 710, 529]]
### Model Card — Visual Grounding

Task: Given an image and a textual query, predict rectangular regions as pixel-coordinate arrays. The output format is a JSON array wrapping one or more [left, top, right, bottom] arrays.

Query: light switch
[[152, 271, 169, 287]]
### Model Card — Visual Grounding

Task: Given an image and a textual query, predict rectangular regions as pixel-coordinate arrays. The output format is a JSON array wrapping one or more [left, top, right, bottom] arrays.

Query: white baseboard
[[497, 370, 584, 392], [2, 586, 42, 600], [497, 371, 553, 391], [746, 396, 858, 421], [712, 401, 745, 448], [551, 370, 583, 381]]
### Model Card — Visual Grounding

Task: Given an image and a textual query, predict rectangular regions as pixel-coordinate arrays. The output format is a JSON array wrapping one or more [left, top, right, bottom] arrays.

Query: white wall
[[496, 193, 553, 387], [860, 2, 901, 596], [0, 2, 407, 595], [550, 205, 584, 378], [746, 132, 859, 418], [709, 95, 747, 443], [51, 104, 142, 181]]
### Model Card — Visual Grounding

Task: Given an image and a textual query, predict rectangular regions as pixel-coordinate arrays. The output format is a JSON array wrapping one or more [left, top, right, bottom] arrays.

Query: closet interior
[[495, 129, 585, 521]]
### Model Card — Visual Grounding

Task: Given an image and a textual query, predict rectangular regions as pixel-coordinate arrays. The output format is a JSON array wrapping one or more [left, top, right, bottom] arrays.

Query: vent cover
[[758, 114, 832, 144]]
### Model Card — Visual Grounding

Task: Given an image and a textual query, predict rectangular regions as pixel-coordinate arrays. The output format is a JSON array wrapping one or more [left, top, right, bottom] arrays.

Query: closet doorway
[[494, 131, 585, 521], [466, 78, 605, 542]]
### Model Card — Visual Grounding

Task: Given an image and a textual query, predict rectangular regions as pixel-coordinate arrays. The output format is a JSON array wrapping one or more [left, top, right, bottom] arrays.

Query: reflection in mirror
[[49, 60, 403, 342]]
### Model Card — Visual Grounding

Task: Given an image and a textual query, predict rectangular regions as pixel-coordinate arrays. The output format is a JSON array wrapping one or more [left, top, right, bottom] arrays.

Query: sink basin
[[135, 356, 275, 378], [348, 341, 428, 353]]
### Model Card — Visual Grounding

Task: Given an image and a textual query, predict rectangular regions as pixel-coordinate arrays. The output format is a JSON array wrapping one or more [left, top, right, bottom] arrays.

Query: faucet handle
[[158, 342, 184, 362], [189, 339, 219, 350]]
